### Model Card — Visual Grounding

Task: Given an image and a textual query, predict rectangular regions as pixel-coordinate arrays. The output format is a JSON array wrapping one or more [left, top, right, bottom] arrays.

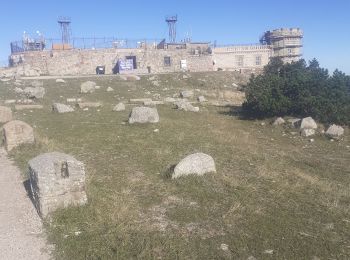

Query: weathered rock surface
[[273, 117, 285, 126], [52, 103, 74, 113], [106, 87, 114, 92], [0, 106, 13, 123], [23, 87, 45, 99], [28, 152, 88, 218], [172, 153, 216, 179], [174, 100, 199, 112], [113, 103, 125, 111], [325, 124, 344, 138], [77, 102, 101, 109], [15, 104, 43, 110], [301, 128, 316, 137], [129, 107, 159, 124], [300, 117, 317, 129], [2, 120, 34, 151], [197, 96, 207, 103], [80, 81, 96, 93], [180, 90, 194, 98]]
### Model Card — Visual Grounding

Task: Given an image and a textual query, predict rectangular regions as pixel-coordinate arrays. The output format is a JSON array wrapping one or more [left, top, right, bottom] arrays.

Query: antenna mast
[[165, 15, 177, 43]]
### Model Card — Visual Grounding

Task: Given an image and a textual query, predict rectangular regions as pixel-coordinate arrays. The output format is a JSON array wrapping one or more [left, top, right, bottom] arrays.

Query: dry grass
[[0, 71, 349, 259]]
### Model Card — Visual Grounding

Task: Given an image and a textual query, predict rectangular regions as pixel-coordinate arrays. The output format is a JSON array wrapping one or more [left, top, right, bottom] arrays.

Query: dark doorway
[[125, 56, 137, 69]]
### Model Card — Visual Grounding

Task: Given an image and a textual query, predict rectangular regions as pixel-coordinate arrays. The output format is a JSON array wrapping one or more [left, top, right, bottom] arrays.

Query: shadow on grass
[[163, 164, 176, 179], [217, 105, 269, 122]]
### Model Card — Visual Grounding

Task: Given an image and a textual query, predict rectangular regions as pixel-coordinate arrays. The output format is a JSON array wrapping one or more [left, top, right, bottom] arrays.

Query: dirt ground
[[0, 148, 50, 259]]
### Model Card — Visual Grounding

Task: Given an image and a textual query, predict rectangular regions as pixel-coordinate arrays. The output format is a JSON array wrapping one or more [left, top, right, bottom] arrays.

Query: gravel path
[[0, 148, 51, 259]]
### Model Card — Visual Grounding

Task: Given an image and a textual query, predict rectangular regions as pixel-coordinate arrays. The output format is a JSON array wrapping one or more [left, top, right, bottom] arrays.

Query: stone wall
[[8, 48, 213, 76]]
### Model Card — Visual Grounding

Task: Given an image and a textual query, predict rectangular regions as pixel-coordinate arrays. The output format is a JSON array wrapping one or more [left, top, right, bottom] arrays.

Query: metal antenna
[[57, 16, 72, 44], [165, 15, 177, 43]]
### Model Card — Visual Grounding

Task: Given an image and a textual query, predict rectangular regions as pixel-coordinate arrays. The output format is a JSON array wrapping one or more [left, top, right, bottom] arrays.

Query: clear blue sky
[[1, 0, 349, 74]]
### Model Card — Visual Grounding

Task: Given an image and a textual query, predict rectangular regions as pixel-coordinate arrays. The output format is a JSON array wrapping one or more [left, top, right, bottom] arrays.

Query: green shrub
[[242, 58, 350, 125]]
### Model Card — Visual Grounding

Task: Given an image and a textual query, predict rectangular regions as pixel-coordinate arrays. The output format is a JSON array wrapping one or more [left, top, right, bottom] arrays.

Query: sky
[[0, 0, 349, 74]]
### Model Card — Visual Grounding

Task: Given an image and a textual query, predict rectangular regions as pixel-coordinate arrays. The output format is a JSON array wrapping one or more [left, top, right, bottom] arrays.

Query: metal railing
[[10, 37, 164, 54]]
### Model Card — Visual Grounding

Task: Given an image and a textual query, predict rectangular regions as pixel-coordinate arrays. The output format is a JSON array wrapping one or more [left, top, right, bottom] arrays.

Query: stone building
[[5, 28, 303, 76]]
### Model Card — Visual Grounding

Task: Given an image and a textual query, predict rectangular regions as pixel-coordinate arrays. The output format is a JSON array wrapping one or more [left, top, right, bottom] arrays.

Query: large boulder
[[80, 81, 96, 93], [301, 128, 316, 137], [129, 107, 159, 124], [2, 120, 34, 151], [0, 106, 13, 123], [325, 124, 344, 138], [174, 100, 199, 112], [300, 117, 317, 129], [172, 153, 216, 179], [52, 103, 74, 113], [28, 152, 88, 218], [23, 87, 45, 99]]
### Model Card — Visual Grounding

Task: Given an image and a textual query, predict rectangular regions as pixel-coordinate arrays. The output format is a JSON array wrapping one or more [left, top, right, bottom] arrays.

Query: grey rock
[[129, 98, 152, 103], [52, 103, 74, 113], [106, 87, 114, 92], [172, 153, 216, 179], [28, 152, 87, 217], [129, 106, 159, 124], [300, 117, 317, 129], [23, 87, 45, 99], [197, 96, 207, 103], [301, 128, 315, 137], [113, 102, 125, 111], [2, 120, 34, 151], [180, 90, 194, 98], [80, 81, 96, 93], [56, 78, 65, 83], [325, 124, 344, 138], [174, 100, 199, 112], [273, 117, 285, 126]]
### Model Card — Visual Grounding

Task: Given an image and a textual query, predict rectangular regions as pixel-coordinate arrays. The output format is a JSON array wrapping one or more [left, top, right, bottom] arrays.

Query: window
[[255, 55, 262, 66], [164, 56, 171, 67], [236, 55, 244, 67]]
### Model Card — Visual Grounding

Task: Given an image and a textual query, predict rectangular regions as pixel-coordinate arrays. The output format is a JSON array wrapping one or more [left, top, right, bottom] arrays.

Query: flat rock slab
[[0, 106, 13, 123], [52, 103, 74, 113], [77, 102, 102, 109], [129, 98, 152, 104], [0, 148, 50, 259], [15, 105, 43, 110]]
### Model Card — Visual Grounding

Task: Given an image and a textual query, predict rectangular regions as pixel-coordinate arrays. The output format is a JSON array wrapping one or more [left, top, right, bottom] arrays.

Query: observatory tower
[[165, 15, 178, 43]]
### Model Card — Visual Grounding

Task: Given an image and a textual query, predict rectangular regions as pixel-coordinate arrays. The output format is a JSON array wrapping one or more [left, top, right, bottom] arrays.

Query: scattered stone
[[273, 117, 285, 126], [172, 153, 216, 179], [80, 81, 96, 93], [4, 99, 16, 104], [128, 106, 159, 124], [174, 100, 199, 112], [301, 128, 316, 137], [325, 124, 344, 138], [182, 74, 190, 79], [2, 120, 34, 151], [83, 108, 89, 111], [52, 103, 74, 113], [264, 249, 274, 255], [15, 105, 43, 110], [180, 90, 194, 98], [153, 129, 159, 133], [94, 85, 101, 90], [77, 102, 101, 109], [113, 102, 125, 112], [67, 98, 77, 103], [30, 80, 43, 88], [56, 78, 65, 83], [232, 82, 238, 88], [23, 87, 45, 99], [152, 80, 160, 87], [106, 87, 114, 92], [197, 96, 207, 103], [300, 117, 317, 129], [309, 138, 315, 142], [145, 91, 151, 95], [16, 99, 34, 104], [129, 98, 152, 104], [260, 122, 266, 126], [143, 100, 164, 106], [288, 118, 301, 128], [164, 97, 176, 103], [220, 244, 229, 251], [0, 106, 13, 123], [28, 152, 88, 218]]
